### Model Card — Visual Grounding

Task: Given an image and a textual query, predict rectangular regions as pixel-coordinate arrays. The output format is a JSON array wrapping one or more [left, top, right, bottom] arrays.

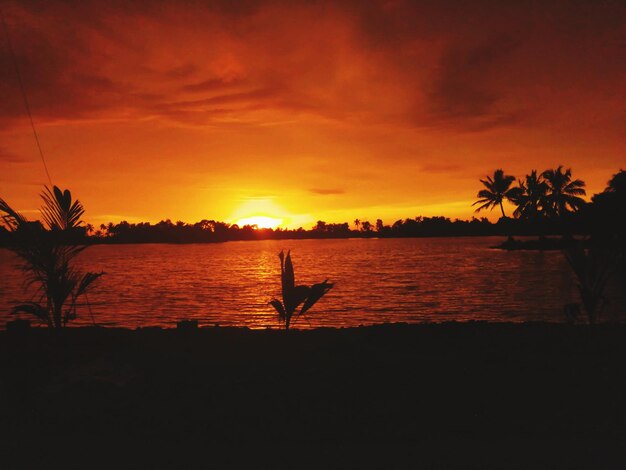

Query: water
[[1, 237, 625, 329]]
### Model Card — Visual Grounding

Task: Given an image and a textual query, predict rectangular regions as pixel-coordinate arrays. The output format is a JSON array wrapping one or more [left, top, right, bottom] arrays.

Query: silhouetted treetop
[[473, 169, 519, 218], [542, 166, 586, 217], [512, 170, 548, 221]]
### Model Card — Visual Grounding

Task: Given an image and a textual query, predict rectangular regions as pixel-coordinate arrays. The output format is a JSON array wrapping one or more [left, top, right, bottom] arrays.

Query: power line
[[0, 6, 53, 187]]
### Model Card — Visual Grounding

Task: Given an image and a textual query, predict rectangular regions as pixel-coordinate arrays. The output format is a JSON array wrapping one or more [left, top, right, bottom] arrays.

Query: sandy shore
[[2, 322, 626, 468]]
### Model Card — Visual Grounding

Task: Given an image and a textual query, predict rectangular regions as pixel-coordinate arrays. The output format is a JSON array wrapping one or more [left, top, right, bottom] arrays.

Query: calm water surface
[[1, 237, 625, 329]]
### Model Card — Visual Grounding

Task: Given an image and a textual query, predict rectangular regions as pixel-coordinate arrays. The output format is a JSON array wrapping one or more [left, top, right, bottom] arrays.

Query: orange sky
[[1, 0, 624, 228]]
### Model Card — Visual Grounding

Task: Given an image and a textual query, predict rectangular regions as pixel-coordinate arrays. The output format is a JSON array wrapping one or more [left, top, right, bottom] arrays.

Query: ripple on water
[[1, 237, 625, 329]]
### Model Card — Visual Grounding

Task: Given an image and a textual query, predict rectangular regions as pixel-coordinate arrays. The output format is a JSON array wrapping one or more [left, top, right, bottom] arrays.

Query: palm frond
[[269, 299, 286, 321], [75, 271, 104, 297], [41, 186, 85, 230], [299, 280, 333, 316], [564, 186, 586, 196], [0, 197, 27, 231], [282, 250, 295, 294], [479, 178, 494, 190], [12, 302, 50, 323], [505, 186, 523, 202], [284, 285, 310, 315], [473, 200, 496, 212], [475, 189, 496, 200]]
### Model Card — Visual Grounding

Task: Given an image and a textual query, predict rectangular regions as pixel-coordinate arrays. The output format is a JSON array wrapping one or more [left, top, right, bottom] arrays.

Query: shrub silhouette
[[269, 250, 333, 330], [0, 186, 103, 328], [564, 243, 612, 324]]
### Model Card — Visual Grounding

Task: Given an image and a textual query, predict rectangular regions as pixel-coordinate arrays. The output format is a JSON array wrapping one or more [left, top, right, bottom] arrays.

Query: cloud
[[0, 0, 623, 134], [423, 34, 523, 130], [309, 188, 345, 195], [181, 77, 244, 93], [0, 0, 623, 226], [166, 63, 199, 79], [419, 163, 461, 174]]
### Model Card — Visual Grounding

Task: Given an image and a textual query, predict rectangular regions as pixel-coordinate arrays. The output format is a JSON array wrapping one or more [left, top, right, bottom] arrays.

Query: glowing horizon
[[1, 1, 623, 227], [235, 215, 283, 229]]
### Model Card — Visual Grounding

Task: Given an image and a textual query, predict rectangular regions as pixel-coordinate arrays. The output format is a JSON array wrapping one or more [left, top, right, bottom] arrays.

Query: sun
[[236, 215, 283, 229], [230, 197, 287, 229]]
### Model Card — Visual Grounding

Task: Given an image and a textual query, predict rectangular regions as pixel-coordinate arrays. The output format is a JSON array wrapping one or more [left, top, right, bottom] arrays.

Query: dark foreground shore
[[2, 322, 626, 468]]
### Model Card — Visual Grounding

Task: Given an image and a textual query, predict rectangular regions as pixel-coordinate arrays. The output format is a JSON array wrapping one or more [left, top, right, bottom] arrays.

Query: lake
[[1, 237, 625, 329]]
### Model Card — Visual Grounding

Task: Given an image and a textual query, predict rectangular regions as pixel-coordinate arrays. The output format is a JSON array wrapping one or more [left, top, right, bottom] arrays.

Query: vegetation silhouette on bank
[[474, 166, 586, 220], [0, 187, 102, 328], [564, 243, 614, 324], [269, 250, 333, 330], [2, 168, 619, 244], [0, 169, 623, 252]]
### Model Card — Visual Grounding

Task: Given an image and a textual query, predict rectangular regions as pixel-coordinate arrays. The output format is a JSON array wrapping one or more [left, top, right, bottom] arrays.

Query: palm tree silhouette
[[0, 186, 103, 328], [542, 166, 586, 217], [513, 170, 548, 220], [473, 169, 519, 218]]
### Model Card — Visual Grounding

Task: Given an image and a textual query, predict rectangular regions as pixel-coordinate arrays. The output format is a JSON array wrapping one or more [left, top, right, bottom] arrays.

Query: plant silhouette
[[564, 243, 612, 324], [269, 250, 333, 330], [592, 169, 626, 266], [512, 170, 549, 220], [473, 169, 519, 218], [542, 166, 586, 217], [0, 186, 103, 328]]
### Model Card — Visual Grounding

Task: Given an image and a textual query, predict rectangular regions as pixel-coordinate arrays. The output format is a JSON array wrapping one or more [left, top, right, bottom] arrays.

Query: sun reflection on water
[[1, 237, 625, 329]]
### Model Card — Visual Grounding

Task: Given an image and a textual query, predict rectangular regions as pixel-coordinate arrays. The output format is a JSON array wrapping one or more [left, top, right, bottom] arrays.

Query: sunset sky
[[1, 0, 624, 228]]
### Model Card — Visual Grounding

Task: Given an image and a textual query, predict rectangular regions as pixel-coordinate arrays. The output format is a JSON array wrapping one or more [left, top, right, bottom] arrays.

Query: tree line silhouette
[[1, 169, 623, 247]]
